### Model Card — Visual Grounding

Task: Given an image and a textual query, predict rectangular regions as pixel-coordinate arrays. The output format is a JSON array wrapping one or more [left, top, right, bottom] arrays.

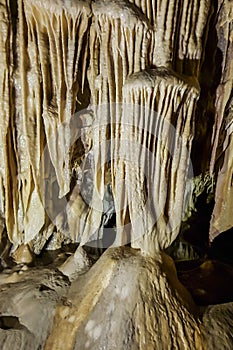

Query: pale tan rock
[[45, 247, 202, 350], [209, 0, 233, 241], [0, 1, 233, 349], [110, 68, 199, 253], [0, 267, 69, 350], [0, 248, 232, 349], [12, 244, 34, 264], [0, 0, 91, 249], [128, 0, 211, 67], [210, 131, 233, 241], [0, 0, 227, 254], [0, 1, 233, 348], [0, 0, 15, 243], [89, 0, 154, 106], [58, 246, 92, 281]]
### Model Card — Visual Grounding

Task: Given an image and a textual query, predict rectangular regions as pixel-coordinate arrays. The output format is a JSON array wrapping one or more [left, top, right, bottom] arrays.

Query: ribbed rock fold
[[0, 0, 91, 250], [128, 0, 211, 68], [0, 0, 232, 256], [209, 0, 233, 240], [0, 0, 14, 244], [111, 68, 199, 252]]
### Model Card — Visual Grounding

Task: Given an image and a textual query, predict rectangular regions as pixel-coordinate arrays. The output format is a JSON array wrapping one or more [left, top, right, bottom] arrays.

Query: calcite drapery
[[112, 68, 199, 252], [1, 1, 233, 349], [128, 0, 211, 69], [0, 0, 232, 254], [0, 0, 15, 242], [209, 0, 233, 241], [0, 0, 91, 248], [73, 0, 155, 247]]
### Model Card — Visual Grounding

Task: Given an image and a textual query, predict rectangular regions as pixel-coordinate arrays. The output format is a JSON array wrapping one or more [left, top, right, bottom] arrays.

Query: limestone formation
[[209, 0, 233, 241], [58, 245, 92, 281], [0, 0, 223, 251], [0, 0, 233, 349], [1, 0, 92, 248], [118, 68, 199, 252], [45, 247, 203, 350], [0, 247, 232, 349]]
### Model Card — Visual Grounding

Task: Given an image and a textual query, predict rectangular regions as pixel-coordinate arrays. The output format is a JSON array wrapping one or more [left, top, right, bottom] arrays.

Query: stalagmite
[[12, 243, 34, 264], [44, 247, 204, 350]]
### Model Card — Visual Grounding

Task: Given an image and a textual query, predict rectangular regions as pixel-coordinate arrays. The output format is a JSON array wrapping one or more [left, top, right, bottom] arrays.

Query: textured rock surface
[[118, 68, 199, 252], [0, 0, 232, 250], [209, 0, 233, 241], [45, 247, 202, 350], [0, 266, 70, 350], [58, 245, 93, 281], [0, 0, 233, 349], [0, 247, 232, 349], [0, 0, 214, 252], [0, 0, 92, 248]]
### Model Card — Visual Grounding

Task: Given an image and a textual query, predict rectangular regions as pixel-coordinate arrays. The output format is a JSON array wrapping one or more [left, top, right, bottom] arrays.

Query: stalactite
[[209, 0, 233, 241], [22, 0, 91, 194], [128, 0, 156, 26], [0, 0, 16, 242], [80, 0, 154, 245], [1, 1, 233, 349], [0, 0, 230, 254], [12, 0, 46, 245], [128, 0, 211, 72], [177, 0, 210, 60], [0, 0, 91, 251], [110, 68, 199, 253], [89, 0, 154, 105]]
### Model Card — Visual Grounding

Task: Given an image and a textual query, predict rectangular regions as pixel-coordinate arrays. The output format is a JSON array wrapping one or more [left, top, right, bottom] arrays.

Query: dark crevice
[[209, 228, 233, 265], [0, 316, 24, 331], [165, 193, 233, 306], [191, 0, 222, 176], [39, 284, 54, 292], [167, 201, 233, 306]]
